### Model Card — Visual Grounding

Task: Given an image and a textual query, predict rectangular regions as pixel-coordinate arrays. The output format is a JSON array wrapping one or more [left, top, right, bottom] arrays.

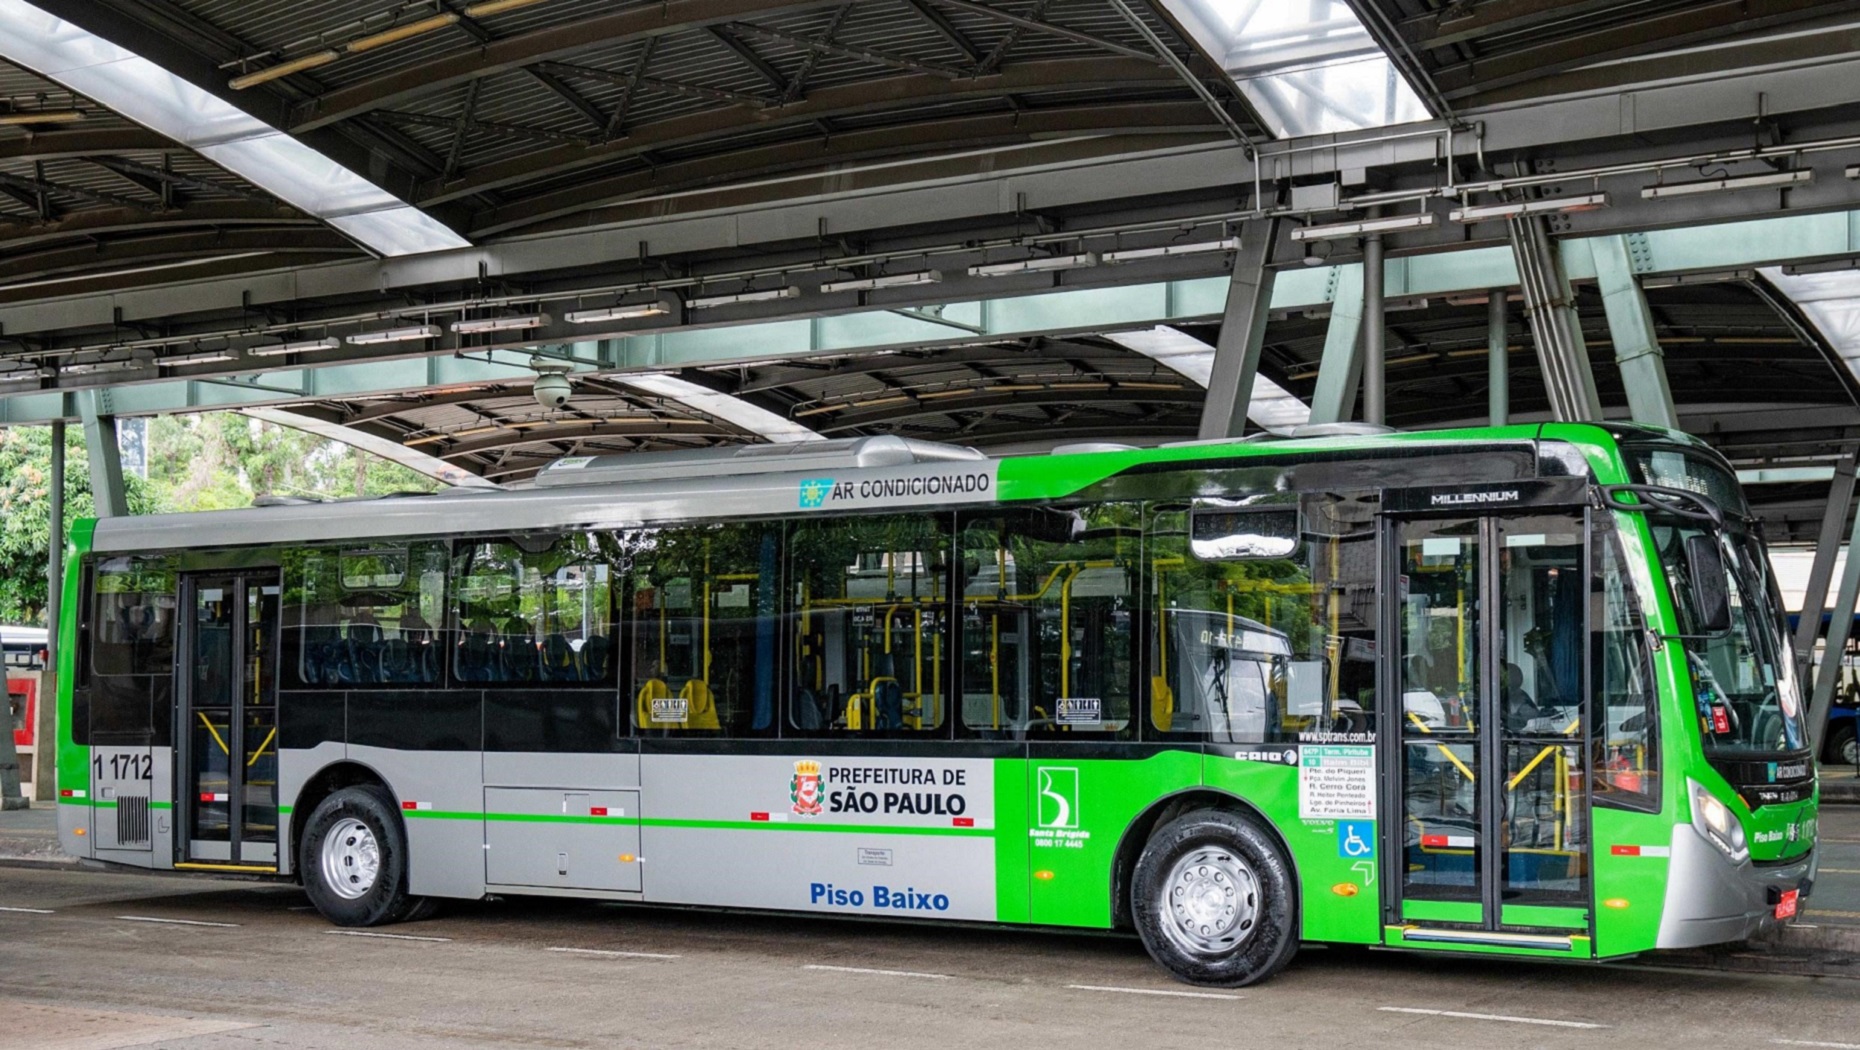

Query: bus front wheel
[[300, 785, 428, 926], [1131, 808, 1298, 987]]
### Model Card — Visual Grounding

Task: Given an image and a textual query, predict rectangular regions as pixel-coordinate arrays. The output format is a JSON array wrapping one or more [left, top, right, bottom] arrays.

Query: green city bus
[[54, 422, 1817, 985]]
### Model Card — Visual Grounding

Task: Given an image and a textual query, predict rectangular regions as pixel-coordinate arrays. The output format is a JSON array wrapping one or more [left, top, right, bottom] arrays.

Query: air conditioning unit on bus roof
[[532, 435, 985, 487]]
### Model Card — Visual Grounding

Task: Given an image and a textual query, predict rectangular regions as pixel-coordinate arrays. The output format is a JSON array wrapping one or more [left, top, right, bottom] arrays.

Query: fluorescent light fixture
[[229, 50, 338, 90], [160, 350, 236, 366], [347, 324, 441, 346], [0, 108, 83, 125], [345, 13, 460, 55], [688, 287, 801, 309], [0, 0, 470, 258], [1641, 169, 1813, 199], [1102, 238, 1241, 263], [64, 358, 139, 375], [822, 270, 943, 293], [452, 313, 550, 335], [249, 337, 339, 357], [969, 253, 1099, 277], [464, 0, 553, 15], [566, 302, 670, 323], [1291, 214, 1437, 242], [624, 373, 821, 444], [1449, 193, 1609, 223]]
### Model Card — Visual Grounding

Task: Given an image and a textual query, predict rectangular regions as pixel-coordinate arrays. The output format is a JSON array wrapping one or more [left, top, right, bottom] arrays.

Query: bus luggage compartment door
[[484, 787, 642, 893]]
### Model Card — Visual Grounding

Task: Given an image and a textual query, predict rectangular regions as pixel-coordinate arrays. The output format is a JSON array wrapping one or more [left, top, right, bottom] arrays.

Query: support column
[[1361, 232, 1387, 426], [37, 421, 63, 802], [1810, 503, 1860, 755], [1306, 265, 1366, 425], [1592, 235, 1680, 429], [1198, 218, 1280, 439], [1508, 216, 1602, 421], [1794, 449, 1858, 686], [1488, 291, 1510, 426], [77, 389, 126, 518]]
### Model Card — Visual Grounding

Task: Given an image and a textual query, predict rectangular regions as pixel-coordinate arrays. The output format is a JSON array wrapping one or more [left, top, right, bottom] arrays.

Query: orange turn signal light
[[1603, 898, 1630, 910], [1034, 870, 1055, 881], [1331, 883, 1359, 897]]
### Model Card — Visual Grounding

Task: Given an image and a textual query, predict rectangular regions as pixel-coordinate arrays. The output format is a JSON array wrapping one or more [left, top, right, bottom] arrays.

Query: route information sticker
[[1299, 745, 1375, 820]]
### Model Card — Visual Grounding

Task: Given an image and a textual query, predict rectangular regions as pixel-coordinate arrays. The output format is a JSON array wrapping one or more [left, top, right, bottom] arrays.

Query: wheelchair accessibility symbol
[[1338, 821, 1375, 859]]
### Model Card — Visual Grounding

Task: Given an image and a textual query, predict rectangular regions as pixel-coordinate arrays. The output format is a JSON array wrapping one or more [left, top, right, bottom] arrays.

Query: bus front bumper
[[1655, 825, 1816, 949]]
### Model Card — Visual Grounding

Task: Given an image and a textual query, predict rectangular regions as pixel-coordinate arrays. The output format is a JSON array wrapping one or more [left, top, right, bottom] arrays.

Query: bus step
[[1398, 926, 1574, 951]]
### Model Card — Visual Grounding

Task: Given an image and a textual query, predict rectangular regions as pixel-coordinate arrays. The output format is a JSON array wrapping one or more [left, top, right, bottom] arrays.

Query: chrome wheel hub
[[321, 817, 381, 900], [1159, 846, 1259, 957]]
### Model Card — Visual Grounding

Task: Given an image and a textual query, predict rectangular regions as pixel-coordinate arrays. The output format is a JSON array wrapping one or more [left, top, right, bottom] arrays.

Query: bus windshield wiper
[[1602, 484, 1725, 528]]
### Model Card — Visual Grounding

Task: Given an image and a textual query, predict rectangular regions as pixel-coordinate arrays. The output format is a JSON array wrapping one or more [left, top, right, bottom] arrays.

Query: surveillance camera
[[533, 371, 573, 409]]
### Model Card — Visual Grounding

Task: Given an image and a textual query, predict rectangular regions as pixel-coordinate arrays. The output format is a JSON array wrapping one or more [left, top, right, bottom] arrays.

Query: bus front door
[[1385, 510, 1592, 952], [176, 572, 281, 872]]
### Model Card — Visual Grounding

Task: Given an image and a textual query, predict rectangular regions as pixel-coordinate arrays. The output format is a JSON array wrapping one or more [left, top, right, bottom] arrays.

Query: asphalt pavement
[[0, 798, 1857, 1049]]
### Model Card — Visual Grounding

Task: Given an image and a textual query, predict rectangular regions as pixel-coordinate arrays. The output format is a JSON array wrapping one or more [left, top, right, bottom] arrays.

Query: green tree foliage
[[0, 413, 441, 624]]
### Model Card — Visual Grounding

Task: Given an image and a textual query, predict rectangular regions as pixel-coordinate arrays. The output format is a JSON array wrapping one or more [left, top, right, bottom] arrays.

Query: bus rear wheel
[[1132, 808, 1298, 987], [300, 785, 427, 926]]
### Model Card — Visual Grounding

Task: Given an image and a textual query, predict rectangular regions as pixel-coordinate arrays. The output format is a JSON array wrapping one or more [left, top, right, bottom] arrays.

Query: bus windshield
[[1630, 447, 1807, 758]]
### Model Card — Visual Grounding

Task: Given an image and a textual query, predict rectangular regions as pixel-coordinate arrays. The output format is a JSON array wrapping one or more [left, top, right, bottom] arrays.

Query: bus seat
[[500, 618, 537, 682], [635, 678, 673, 728], [680, 678, 722, 730], [581, 636, 612, 681], [542, 634, 580, 682], [1151, 676, 1174, 732], [793, 687, 821, 731], [872, 676, 903, 729], [377, 638, 414, 683], [456, 619, 498, 683]]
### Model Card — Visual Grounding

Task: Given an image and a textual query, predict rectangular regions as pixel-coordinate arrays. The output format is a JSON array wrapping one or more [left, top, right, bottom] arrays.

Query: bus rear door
[[1382, 483, 1593, 954]]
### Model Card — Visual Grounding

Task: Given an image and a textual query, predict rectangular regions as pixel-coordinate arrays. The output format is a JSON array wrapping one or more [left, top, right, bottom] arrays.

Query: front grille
[[116, 795, 150, 845]]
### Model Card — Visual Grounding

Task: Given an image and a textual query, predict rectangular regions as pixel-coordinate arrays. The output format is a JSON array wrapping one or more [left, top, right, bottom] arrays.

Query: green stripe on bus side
[[60, 799, 173, 811], [401, 809, 989, 836]]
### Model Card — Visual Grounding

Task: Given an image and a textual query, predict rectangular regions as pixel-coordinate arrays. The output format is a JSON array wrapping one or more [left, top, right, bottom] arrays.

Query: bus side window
[[959, 506, 1136, 739], [1594, 527, 1660, 807], [1147, 492, 1377, 743], [790, 514, 950, 736], [628, 522, 783, 736], [291, 544, 446, 689], [90, 556, 178, 742], [450, 537, 611, 687]]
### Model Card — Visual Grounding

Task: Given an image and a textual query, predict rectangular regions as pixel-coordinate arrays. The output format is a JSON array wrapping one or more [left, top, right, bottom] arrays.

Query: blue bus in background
[[1790, 613, 1859, 766]]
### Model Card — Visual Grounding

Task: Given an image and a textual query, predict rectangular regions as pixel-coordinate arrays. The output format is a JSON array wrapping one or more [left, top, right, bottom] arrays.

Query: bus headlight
[[1690, 779, 1748, 862]]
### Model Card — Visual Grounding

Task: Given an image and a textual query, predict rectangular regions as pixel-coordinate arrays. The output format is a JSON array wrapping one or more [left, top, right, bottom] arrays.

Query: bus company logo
[[1429, 489, 1519, 507], [1036, 767, 1079, 829], [791, 760, 824, 816], [799, 478, 834, 509], [1235, 748, 1299, 766]]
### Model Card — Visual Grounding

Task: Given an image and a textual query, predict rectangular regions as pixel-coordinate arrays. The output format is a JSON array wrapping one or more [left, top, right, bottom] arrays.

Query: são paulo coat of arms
[[791, 760, 823, 816]]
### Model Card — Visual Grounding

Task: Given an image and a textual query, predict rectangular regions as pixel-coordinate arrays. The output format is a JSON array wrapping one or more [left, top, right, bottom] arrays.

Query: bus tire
[[1131, 808, 1298, 987], [300, 785, 425, 927], [1829, 724, 1858, 767]]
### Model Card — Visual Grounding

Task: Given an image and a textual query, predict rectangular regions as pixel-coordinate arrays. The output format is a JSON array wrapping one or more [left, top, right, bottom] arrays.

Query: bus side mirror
[[1684, 534, 1732, 634]]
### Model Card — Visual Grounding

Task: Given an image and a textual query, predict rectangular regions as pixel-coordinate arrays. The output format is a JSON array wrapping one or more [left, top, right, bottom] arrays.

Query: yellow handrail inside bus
[[198, 711, 230, 755]]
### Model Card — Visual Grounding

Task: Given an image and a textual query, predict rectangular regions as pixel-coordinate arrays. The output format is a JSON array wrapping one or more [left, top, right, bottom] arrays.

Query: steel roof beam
[[527, 66, 612, 135], [0, 201, 324, 252], [898, 0, 983, 66], [289, 0, 846, 132], [426, 56, 1171, 205], [468, 100, 1217, 236], [1425, 0, 1860, 102], [0, 129, 172, 162], [728, 19, 965, 81], [925, 0, 1159, 63], [240, 405, 502, 488], [0, 226, 354, 285]]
